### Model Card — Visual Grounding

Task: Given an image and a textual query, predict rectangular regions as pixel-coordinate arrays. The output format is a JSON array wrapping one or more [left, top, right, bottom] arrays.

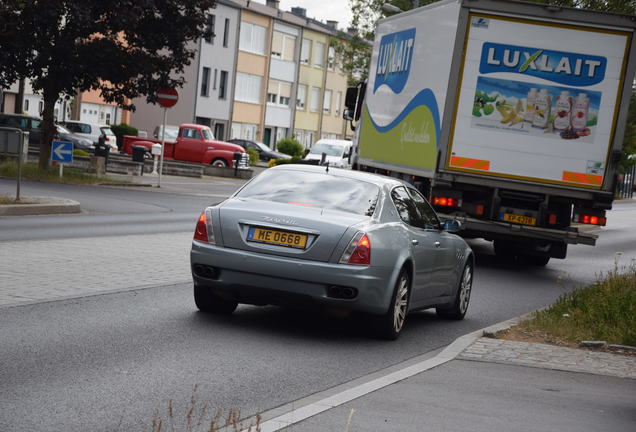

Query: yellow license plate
[[248, 227, 308, 249], [503, 213, 537, 226]]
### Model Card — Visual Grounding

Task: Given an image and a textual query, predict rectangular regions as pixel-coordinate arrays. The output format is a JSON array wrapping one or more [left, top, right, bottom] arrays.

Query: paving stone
[[459, 337, 636, 379]]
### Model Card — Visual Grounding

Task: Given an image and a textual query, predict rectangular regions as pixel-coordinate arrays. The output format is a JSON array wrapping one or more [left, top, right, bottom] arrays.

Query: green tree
[[0, 0, 215, 169]]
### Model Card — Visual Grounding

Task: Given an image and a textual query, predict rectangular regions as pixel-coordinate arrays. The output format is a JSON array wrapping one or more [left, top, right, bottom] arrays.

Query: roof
[[269, 164, 405, 188]]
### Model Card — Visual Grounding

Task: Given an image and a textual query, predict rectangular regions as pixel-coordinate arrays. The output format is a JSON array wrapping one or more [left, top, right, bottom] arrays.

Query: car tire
[[373, 269, 410, 340], [193, 285, 238, 314], [211, 159, 228, 168], [437, 262, 473, 320]]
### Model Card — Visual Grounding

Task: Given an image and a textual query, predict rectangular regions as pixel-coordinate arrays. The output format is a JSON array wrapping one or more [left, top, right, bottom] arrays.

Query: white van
[[304, 139, 353, 169]]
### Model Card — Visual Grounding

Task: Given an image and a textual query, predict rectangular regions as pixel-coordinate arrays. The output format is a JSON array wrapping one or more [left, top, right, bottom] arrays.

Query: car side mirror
[[343, 109, 354, 121], [442, 219, 461, 233]]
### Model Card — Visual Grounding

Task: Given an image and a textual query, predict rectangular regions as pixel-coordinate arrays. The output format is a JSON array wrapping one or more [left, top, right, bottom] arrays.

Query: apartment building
[[321, 42, 350, 140]]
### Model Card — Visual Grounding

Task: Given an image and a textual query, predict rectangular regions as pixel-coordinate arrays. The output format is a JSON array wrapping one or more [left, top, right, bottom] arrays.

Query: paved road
[[1, 178, 634, 431]]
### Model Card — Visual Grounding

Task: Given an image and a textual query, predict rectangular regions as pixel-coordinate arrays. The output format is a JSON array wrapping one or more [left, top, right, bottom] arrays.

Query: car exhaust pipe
[[192, 264, 218, 279], [327, 285, 358, 300]]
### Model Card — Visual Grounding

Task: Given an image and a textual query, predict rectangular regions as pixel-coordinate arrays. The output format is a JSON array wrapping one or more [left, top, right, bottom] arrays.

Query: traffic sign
[[51, 141, 73, 163], [157, 88, 178, 108]]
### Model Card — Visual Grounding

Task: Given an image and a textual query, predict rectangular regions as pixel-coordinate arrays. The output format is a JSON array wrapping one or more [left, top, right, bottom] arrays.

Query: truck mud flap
[[440, 215, 598, 246]]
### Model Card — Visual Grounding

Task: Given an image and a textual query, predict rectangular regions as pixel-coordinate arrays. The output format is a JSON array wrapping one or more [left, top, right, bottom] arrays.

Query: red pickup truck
[[122, 124, 245, 167]]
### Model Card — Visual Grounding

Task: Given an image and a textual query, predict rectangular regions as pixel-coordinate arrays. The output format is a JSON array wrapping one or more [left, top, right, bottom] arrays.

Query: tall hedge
[[110, 123, 138, 150]]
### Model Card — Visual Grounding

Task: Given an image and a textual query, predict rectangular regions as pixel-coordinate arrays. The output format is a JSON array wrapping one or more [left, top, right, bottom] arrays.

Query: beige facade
[[231, 10, 272, 142]]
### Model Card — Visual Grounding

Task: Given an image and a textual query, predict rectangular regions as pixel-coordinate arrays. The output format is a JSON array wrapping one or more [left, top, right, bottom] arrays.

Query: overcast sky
[[272, 1, 354, 29]]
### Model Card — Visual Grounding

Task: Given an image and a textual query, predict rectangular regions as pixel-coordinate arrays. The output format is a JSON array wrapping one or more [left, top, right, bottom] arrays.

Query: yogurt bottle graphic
[[571, 93, 590, 132], [553, 91, 572, 131], [532, 89, 551, 128], [524, 88, 537, 123]]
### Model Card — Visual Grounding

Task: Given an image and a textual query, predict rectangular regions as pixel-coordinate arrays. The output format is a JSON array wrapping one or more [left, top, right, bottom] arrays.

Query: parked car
[[304, 139, 353, 168], [0, 113, 42, 146], [55, 125, 94, 152], [153, 124, 179, 140], [190, 164, 474, 339], [61, 121, 117, 151], [227, 139, 291, 162]]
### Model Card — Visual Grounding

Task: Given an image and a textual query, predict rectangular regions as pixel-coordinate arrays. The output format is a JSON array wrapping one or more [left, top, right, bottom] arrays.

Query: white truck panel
[[447, 14, 631, 189]]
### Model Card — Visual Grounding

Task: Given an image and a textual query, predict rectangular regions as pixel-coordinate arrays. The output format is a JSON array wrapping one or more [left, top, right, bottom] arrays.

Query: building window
[[205, 14, 215, 44], [234, 72, 262, 104], [335, 91, 342, 116], [24, 99, 29, 111], [323, 89, 332, 114], [271, 31, 296, 62], [327, 46, 335, 70], [296, 85, 307, 110], [239, 22, 266, 55], [300, 38, 311, 65], [105, 113, 111, 125], [201, 67, 211, 96], [267, 80, 292, 106], [39, 101, 44, 114], [314, 41, 325, 68], [232, 122, 257, 140], [213, 69, 217, 90], [310, 87, 320, 112], [219, 71, 228, 100], [223, 18, 230, 47]]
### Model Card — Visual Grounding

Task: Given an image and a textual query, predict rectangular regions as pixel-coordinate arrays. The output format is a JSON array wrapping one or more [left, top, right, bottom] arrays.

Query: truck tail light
[[548, 213, 557, 225], [433, 196, 459, 207], [476, 204, 485, 216], [339, 232, 371, 266], [572, 209, 606, 226], [193, 209, 216, 243]]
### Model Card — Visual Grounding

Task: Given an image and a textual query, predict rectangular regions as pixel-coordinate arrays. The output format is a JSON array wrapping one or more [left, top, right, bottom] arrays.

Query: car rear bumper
[[190, 241, 396, 315]]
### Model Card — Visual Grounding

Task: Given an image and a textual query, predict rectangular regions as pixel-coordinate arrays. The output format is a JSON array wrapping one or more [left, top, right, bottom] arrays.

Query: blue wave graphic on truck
[[479, 42, 606, 86], [374, 28, 416, 94]]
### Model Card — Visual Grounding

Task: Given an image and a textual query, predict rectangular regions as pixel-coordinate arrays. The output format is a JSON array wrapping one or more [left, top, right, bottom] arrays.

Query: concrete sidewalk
[[245, 326, 635, 432]]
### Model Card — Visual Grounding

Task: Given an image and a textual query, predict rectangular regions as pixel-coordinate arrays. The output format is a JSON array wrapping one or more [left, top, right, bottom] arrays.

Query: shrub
[[110, 123, 138, 150], [276, 137, 303, 158], [270, 156, 302, 166], [246, 148, 259, 166], [73, 149, 90, 157]]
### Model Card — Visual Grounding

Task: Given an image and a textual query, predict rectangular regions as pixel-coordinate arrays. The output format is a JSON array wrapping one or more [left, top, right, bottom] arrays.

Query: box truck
[[345, 0, 636, 265]]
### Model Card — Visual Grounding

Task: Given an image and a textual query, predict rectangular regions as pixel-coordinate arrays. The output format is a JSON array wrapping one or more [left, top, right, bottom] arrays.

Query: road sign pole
[[158, 107, 167, 188], [16, 131, 22, 201], [59, 163, 64, 178]]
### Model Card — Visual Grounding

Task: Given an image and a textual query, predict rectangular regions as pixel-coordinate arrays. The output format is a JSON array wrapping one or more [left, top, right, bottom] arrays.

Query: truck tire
[[373, 269, 410, 340], [194, 285, 238, 314], [526, 254, 550, 266], [211, 158, 228, 168], [493, 240, 515, 259], [437, 262, 472, 320]]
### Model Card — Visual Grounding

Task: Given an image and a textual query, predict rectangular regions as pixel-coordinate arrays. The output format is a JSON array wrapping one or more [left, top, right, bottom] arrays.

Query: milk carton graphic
[[553, 91, 572, 131], [524, 88, 537, 123], [532, 89, 551, 128], [571, 93, 590, 132]]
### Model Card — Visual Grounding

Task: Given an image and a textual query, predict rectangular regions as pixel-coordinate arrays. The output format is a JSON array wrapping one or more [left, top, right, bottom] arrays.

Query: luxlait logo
[[479, 42, 606, 86], [374, 28, 416, 94]]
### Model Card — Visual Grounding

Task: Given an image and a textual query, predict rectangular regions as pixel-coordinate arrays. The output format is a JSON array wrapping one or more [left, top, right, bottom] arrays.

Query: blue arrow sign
[[51, 141, 73, 163]]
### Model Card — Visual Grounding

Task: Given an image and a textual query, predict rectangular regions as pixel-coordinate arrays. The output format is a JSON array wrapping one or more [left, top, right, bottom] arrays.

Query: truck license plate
[[502, 213, 537, 226], [247, 227, 308, 249]]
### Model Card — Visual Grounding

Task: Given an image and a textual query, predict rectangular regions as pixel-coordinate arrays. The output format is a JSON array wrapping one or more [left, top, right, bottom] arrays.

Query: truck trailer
[[346, 0, 636, 265]]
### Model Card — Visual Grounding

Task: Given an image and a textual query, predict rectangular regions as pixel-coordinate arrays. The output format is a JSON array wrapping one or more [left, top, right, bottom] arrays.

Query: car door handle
[[207, 146, 215, 150], [434, 241, 441, 248], [411, 239, 419, 246]]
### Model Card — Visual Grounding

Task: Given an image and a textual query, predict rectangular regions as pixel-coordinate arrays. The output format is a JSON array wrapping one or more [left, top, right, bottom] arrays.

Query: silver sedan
[[190, 165, 474, 339]]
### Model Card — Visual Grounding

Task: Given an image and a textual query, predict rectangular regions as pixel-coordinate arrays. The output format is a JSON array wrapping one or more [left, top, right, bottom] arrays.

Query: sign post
[[51, 141, 73, 178], [156, 88, 178, 188]]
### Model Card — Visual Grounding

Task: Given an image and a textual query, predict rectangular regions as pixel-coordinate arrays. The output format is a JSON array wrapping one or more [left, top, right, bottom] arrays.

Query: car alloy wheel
[[436, 262, 472, 320], [212, 159, 228, 168], [374, 269, 410, 340], [393, 273, 409, 333]]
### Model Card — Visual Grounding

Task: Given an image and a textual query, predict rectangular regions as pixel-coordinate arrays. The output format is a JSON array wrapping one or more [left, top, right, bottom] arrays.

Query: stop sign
[[157, 88, 178, 108]]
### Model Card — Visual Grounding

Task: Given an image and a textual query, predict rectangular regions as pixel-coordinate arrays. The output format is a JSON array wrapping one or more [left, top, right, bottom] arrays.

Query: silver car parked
[[190, 165, 474, 339]]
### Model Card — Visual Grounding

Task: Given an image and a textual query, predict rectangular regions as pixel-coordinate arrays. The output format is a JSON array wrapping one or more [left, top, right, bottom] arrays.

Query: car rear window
[[236, 169, 380, 216], [100, 127, 114, 135]]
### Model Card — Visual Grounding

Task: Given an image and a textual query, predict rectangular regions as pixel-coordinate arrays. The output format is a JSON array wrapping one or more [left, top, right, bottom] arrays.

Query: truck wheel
[[437, 262, 472, 320], [211, 159, 228, 168], [373, 269, 410, 340], [493, 240, 515, 259], [526, 255, 550, 266], [194, 285, 238, 314]]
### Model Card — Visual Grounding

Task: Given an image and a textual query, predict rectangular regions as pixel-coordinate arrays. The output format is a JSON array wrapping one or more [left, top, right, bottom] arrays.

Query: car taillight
[[193, 209, 215, 243], [433, 196, 459, 207], [339, 232, 371, 265]]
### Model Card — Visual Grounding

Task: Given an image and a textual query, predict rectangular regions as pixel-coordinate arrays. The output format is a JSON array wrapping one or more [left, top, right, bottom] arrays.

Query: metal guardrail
[[616, 164, 635, 199], [0, 127, 28, 201]]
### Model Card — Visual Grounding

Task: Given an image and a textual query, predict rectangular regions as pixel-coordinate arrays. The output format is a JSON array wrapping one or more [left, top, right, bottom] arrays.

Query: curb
[[236, 315, 531, 432], [0, 196, 80, 216]]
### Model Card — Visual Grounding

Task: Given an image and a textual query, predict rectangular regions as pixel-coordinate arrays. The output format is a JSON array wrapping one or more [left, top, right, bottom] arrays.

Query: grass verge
[[0, 160, 118, 185], [517, 266, 636, 346]]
